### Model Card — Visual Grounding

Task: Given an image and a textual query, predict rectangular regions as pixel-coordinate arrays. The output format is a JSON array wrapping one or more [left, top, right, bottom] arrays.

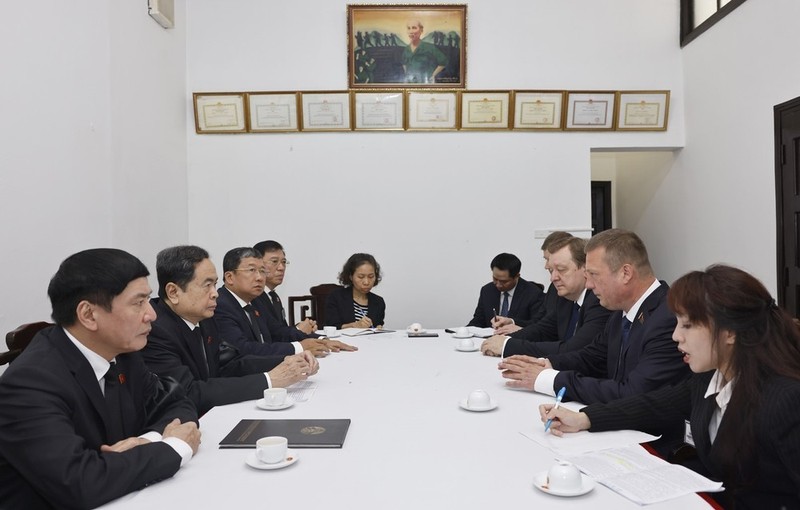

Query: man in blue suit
[[466, 252, 546, 328], [499, 229, 689, 404]]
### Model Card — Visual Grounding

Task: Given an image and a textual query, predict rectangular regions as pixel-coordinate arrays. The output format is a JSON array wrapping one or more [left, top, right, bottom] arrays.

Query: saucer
[[452, 333, 472, 339], [458, 397, 497, 412], [245, 450, 299, 470], [256, 396, 295, 410], [533, 471, 595, 497], [455, 344, 479, 352]]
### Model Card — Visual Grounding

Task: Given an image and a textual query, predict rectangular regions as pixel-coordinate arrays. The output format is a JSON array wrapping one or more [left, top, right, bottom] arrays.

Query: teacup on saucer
[[245, 450, 299, 470]]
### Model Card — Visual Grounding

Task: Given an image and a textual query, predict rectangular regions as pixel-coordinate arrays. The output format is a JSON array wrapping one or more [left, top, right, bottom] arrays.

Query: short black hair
[[253, 240, 284, 255], [490, 253, 521, 277], [222, 247, 262, 273], [48, 248, 150, 326], [156, 245, 210, 299], [338, 253, 382, 287]]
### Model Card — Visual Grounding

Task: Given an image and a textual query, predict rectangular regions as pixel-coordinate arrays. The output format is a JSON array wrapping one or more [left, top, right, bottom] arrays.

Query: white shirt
[[63, 328, 193, 466], [704, 370, 735, 443], [533, 279, 662, 396], [229, 288, 302, 356]]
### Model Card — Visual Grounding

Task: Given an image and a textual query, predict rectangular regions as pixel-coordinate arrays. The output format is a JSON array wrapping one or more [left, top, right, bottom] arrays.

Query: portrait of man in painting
[[348, 5, 466, 88]]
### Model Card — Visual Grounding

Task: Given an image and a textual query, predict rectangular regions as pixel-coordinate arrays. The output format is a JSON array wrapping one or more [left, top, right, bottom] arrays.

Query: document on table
[[521, 426, 659, 457], [287, 380, 317, 402], [567, 445, 724, 505], [340, 328, 395, 336]]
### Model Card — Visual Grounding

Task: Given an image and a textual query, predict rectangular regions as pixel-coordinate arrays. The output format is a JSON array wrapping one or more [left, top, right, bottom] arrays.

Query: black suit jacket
[[503, 290, 611, 357], [214, 286, 295, 357], [324, 286, 385, 328], [143, 299, 284, 415], [467, 278, 546, 328], [0, 326, 197, 509], [584, 371, 800, 509], [253, 292, 315, 342], [548, 282, 690, 404]]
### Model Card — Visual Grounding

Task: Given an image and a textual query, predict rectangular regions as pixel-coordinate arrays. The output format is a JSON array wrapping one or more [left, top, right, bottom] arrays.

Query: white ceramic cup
[[408, 322, 422, 333], [466, 389, 491, 409], [263, 387, 287, 406], [256, 436, 288, 464], [323, 326, 338, 338], [455, 327, 470, 337], [458, 337, 474, 349], [547, 461, 582, 492]]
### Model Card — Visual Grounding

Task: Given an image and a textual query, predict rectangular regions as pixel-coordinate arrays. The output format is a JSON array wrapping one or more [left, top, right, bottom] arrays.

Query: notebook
[[219, 419, 351, 448], [339, 328, 395, 336]]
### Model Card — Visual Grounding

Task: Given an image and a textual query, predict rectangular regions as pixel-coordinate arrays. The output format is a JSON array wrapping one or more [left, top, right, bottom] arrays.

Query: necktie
[[564, 302, 581, 340], [243, 304, 264, 343], [269, 291, 286, 323], [104, 362, 125, 443], [193, 326, 210, 379], [614, 318, 633, 380], [500, 292, 509, 317]]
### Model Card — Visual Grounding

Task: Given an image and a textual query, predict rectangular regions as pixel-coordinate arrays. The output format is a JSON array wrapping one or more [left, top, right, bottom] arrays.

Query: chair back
[[287, 295, 314, 326], [1, 321, 53, 365], [309, 283, 341, 327]]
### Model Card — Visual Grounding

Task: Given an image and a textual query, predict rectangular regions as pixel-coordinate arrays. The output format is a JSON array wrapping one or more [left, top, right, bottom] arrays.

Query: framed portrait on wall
[[565, 91, 616, 131], [193, 92, 247, 134], [616, 90, 670, 131], [347, 4, 467, 89]]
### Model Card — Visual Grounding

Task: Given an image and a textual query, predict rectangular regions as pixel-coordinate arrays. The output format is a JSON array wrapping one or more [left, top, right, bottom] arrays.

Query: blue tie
[[614, 318, 633, 380], [500, 292, 509, 317], [565, 303, 580, 340]]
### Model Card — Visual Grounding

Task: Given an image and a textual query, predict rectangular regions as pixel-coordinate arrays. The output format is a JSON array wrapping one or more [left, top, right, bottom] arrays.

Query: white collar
[[624, 279, 661, 323], [63, 327, 112, 384]]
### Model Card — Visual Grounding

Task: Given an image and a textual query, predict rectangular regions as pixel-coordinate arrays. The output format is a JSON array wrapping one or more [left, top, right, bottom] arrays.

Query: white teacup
[[263, 387, 287, 406], [455, 327, 470, 337], [547, 461, 582, 492], [466, 389, 491, 409], [408, 322, 422, 333], [256, 436, 288, 464], [323, 326, 338, 338], [458, 337, 474, 350]]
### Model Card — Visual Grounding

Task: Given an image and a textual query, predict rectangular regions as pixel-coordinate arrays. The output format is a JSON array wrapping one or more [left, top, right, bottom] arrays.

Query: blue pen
[[544, 386, 566, 432]]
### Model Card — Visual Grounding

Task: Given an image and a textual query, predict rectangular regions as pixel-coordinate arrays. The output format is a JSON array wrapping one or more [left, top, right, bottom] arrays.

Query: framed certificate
[[193, 93, 247, 134], [248, 92, 300, 133], [347, 4, 467, 89], [353, 90, 405, 131], [616, 91, 670, 131], [406, 90, 459, 130], [512, 91, 565, 130], [299, 92, 352, 132], [565, 91, 616, 131], [460, 91, 511, 130]]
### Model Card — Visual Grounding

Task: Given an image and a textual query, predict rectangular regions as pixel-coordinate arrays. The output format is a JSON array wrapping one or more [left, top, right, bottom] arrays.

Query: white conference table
[[102, 330, 711, 509]]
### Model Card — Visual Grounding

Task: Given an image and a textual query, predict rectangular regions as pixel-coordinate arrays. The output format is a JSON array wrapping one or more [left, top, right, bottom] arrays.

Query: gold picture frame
[[565, 91, 616, 131], [347, 4, 467, 89], [616, 90, 670, 131], [352, 90, 406, 131], [512, 91, 565, 130], [193, 92, 247, 134], [299, 91, 352, 132], [459, 91, 511, 130], [406, 90, 460, 131], [247, 92, 300, 133]]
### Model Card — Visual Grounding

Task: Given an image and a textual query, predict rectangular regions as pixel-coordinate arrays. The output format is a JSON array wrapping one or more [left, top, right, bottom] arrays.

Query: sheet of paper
[[287, 380, 317, 402], [568, 446, 724, 505], [521, 426, 659, 457]]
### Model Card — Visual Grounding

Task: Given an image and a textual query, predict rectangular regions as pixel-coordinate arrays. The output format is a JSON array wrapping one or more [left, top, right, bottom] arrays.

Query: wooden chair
[[287, 284, 341, 327], [1, 321, 53, 365], [287, 295, 314, 326]]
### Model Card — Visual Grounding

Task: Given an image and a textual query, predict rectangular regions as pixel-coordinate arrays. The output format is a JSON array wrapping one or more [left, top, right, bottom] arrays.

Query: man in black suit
[[250, 241, 355, 353], [480, 237, 612, 358], [142, 245, 320, 416], [214, 247, 339, 358], [466, 252, 546, 328], [499, 229, 689, 404], [0, 249, 201, 509]]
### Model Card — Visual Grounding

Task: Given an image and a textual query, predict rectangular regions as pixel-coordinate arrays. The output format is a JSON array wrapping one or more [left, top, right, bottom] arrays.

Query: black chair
[[1, 321, 52, 365], [287, 295, 314, 326], [287, 284, 341, 327]]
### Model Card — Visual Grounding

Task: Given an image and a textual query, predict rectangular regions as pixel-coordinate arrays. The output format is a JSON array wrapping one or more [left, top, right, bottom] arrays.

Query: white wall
[[635, 0, 800, 293], [0, 0, 188, 364], [186, 0, 685, 329]]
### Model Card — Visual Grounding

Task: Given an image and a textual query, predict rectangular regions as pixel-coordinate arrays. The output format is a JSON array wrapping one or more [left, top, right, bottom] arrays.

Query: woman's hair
[[338, 253, 382, 287], [668, 264, 800, 485]]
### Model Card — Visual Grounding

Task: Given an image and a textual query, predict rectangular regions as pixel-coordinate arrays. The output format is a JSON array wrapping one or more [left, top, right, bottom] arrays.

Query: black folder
[[219, 419, 351, 448]]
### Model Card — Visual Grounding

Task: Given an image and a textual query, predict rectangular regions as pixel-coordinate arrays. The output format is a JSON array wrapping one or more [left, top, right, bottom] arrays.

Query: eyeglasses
[[234, 267, 267, 277], [264, 258, 290, 267]]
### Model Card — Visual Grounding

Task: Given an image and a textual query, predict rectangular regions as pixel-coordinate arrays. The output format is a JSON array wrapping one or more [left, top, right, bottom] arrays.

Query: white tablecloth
[[101, 330, 711, 509]]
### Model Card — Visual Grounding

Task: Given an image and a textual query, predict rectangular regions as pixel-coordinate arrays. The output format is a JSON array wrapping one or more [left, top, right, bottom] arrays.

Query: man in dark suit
[[499, 229, 690, 404], [0, 249, 201, 509], [250, 241, 355, 353], [142, 245, 320, 416], [214, 247, 334, 358], [480, 237, 612, 358], [466, 252, 546, 328]]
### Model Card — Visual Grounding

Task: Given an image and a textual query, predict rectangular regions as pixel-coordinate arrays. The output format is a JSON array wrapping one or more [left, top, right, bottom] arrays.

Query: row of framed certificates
[[193, 90, 670, 134]]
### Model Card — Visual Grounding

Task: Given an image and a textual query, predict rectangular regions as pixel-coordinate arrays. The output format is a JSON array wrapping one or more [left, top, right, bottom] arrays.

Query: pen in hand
[[544, 386, 567, 432], [492, 307, 498, 323]]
